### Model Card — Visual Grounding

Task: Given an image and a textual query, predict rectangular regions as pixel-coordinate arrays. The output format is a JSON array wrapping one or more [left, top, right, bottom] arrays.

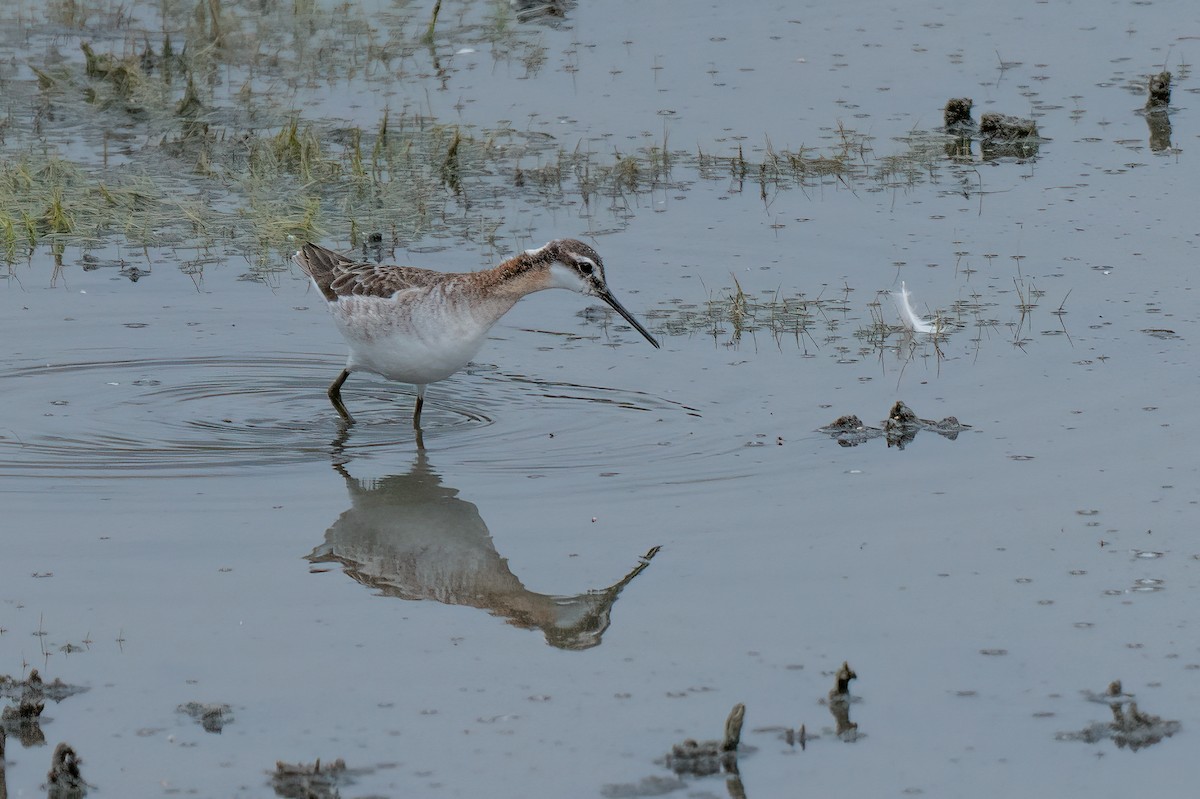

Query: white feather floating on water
[[893, 282, 938, 334]]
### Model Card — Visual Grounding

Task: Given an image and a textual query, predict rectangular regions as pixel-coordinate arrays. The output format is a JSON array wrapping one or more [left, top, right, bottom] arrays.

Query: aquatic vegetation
[[0, 0, 1013, 279], [654, 282, 826, 351], [0, 0, 1052, 363]]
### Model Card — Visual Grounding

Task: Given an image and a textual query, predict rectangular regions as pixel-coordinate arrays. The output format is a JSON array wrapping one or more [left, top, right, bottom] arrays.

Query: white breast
[[329, 292, 496, 385]]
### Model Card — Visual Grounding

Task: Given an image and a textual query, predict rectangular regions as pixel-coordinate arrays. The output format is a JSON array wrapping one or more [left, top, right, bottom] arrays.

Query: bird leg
[[413, 385, 426, 429], [328, 368, 354, 423]]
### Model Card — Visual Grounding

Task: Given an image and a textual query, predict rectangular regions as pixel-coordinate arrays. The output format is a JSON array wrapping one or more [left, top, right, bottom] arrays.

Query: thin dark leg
[[413, 385, 426, 429], [328, 368, 354, 423]]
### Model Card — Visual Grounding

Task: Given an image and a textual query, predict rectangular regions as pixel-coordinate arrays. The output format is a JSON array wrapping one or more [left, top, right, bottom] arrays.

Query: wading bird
[[294, 239, 660, 427]]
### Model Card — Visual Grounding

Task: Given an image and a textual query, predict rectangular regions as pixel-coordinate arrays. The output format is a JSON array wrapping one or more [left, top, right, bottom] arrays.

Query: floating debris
[[818, 402, 970, 448], [892, 281, 939, 334], [1057, 679, 1180, 751], [177, 701, 234, 733], [664, 703, 745, 776], [271, 757, 350, 799], [782, 722, 810, 750]]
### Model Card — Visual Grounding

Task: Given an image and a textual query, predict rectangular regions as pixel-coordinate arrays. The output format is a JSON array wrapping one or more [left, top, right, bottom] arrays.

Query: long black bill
[[598, 289, 660, 348]]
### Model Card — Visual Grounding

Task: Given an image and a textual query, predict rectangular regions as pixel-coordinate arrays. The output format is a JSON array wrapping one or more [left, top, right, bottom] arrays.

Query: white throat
[[548, 262, 591, 293]]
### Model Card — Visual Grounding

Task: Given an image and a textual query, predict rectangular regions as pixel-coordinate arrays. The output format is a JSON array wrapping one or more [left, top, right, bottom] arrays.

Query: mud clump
[[819, 413, 882, 447], [1, 669, 45, 721], [979, 113, 1039, 140], [784, 660, 863, 746], [177, 702, 234, 733], [819, 402, 970, 448], [2, 669, 47, 748], [664, 703, 745, 776], [941, 100, 1040, 160], [2, 670, 88, 749], [272, 758, 349, 799], [1057, 679, 1181, 750], [825, 414, 865, 432], [830, 661, 857, 698], [885, 401, 970, 448], [825, 661, 862, 742], [943, 97, 974, 128], [46, 742, 87, 799], [978, 113, 1041, 160], [0, 670, 87, 704], [1143, 72, 1173, 152], [1146, 71, 1171, 107]]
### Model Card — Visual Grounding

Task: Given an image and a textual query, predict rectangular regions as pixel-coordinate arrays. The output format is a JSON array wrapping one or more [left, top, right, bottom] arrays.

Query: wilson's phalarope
[[293, 239, 660, 426]]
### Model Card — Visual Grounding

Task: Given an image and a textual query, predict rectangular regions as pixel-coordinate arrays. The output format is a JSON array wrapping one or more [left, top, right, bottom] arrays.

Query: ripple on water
[[0, 355, 725, 481]]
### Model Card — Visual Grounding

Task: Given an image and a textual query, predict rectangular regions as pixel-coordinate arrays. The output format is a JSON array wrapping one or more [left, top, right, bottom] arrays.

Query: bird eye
[[577, 261, 594, 275]]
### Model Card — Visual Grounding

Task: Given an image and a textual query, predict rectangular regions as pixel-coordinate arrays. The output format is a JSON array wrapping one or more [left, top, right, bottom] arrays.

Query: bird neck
[[479, 251, 555, 300]]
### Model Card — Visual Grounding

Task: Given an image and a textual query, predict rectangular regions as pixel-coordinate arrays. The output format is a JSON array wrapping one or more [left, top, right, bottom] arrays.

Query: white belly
[[330, 294, 494, 386]]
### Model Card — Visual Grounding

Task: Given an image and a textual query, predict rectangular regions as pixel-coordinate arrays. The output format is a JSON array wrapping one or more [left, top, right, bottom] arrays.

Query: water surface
[[2, 1, 1198, 796]]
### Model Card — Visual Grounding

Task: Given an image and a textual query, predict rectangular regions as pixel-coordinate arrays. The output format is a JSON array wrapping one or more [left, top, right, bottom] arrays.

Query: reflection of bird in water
[[293, 239, 659, 428], [1145, 108, 1172, 153], [307, 449, 658, 650]]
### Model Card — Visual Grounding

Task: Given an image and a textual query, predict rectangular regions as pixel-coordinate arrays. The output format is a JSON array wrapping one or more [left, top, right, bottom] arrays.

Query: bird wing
[[296, 243, 445, 301]]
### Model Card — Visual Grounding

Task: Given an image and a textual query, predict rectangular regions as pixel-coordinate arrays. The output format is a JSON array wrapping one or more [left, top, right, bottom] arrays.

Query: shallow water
[[2, 1, 1199, 797]]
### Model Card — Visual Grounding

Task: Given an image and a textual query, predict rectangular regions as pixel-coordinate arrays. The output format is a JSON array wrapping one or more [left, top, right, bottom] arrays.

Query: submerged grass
[[646, 269, 1055, 368], [655, 279, 827, 352]]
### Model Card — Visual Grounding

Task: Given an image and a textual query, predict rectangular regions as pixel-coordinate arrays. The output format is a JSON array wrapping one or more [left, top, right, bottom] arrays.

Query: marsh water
[[2, 0, 1199, 796]]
